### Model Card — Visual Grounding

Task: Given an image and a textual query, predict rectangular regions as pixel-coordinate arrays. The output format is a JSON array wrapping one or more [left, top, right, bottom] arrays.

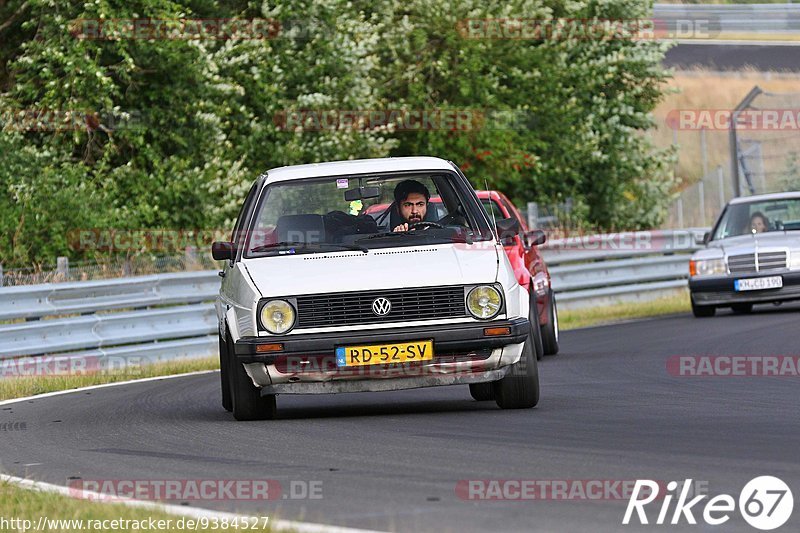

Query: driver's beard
[[408, 214, 422, 222]]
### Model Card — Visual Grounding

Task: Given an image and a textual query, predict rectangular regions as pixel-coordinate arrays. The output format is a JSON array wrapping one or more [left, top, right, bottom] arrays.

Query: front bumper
[[690, 270, 800, 305], [234, 318, 530, 392]]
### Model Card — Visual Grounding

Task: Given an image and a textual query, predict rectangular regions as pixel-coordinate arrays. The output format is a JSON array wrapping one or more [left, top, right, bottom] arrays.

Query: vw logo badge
[[372, 297, 392, 316]]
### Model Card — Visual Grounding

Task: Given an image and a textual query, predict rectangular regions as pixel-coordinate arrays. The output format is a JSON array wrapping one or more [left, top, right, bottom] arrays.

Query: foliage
[[0, 0, 675, 267]]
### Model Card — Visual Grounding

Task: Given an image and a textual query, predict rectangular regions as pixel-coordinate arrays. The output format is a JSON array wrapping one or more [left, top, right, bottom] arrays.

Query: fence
[[730, 86, 800, 197], [0, 272, 220, 376], [543, 228, 707, 310], [653, 3, 800, 37], [0, 253, 216, 287], [0, 229, 708, 375]]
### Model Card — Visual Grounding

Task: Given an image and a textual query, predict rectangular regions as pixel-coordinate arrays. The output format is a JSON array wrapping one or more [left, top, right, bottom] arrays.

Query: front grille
[[295, 286, 467, 329], [727, 252, 787, 274]]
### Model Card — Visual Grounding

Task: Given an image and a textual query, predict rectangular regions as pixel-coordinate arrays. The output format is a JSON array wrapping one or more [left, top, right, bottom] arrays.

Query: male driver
[[392, 179, 430, 232]]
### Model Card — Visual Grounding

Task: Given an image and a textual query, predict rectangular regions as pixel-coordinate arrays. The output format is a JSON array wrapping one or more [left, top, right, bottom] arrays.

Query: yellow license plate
[[335, 340, 434, 367]]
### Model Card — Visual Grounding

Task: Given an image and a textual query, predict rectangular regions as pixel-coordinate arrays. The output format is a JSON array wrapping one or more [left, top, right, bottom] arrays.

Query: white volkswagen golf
[[212, 157, 541, 420]]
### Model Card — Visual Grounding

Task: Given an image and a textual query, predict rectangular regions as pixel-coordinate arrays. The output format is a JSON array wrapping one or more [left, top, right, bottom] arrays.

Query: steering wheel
[[408, 221, 444, 231]]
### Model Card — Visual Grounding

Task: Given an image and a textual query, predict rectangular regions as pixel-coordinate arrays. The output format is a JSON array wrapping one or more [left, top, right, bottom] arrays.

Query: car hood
[[695, 231, 800, 259], [242, 243, 501, 296]]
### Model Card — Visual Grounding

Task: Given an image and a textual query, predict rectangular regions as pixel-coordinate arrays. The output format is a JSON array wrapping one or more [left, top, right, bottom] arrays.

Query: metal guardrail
[[0, 272, 220, 374], [654, 3, 800, 35], [0, 229, 711, 372], [0, 271, 218, 321], [544, 229, 709, 309]]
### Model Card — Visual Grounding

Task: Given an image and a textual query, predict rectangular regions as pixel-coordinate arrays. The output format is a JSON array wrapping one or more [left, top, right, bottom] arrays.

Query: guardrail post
[[0, 263, 3, 286], [185, 246, 197, 268], [56, 257, 69, 280], [527, 202, 539, 229], [698, 180, 705, 226]]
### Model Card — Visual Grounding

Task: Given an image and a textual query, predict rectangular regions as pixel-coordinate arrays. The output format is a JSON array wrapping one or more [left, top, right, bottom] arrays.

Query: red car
[[475, 190, 559, 357], [365, 190, 559, 357]]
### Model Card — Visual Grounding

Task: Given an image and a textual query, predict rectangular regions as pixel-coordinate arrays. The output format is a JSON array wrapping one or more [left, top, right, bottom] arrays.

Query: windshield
[[712, 198, 800, 240], [244, 172, 492, 257]]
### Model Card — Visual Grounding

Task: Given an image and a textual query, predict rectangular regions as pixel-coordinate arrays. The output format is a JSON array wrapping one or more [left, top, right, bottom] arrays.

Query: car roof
[[263, 156, 455, 184], [728, 191, 800, 205]]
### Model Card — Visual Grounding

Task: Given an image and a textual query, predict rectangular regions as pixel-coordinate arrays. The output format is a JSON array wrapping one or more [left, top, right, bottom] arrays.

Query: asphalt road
[[665, 43, 800, 71], [2, 305, 800, 532]]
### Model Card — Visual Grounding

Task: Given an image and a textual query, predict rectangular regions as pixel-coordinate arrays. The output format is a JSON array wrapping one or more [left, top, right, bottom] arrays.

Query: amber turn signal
[[256, 343, 284, 353], [484, 327, 511, 336]]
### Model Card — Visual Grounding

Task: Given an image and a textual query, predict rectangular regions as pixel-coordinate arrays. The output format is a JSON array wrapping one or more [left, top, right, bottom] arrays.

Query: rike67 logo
[[623, 477, 793, 530]]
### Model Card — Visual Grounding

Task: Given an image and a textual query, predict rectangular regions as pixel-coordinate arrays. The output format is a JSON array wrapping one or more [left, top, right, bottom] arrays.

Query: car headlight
[[466, 285, 503, 319], [690, 258, 726, 277], [259, 299, 296, 334], [790, 251, 800, 270]]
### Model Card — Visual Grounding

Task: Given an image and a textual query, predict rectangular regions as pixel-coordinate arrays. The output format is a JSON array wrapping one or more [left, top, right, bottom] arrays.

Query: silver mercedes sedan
[[689, 192, 800, 317]]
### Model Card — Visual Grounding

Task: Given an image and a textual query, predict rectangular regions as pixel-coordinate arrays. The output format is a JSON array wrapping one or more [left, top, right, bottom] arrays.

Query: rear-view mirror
[[344, 186, 381, 201]]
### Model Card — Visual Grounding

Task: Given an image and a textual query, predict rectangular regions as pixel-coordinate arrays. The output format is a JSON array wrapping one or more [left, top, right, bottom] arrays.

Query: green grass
[[559, 292, 691, 330], [0, 481, 272, 532], [0, 356, 218, 401]]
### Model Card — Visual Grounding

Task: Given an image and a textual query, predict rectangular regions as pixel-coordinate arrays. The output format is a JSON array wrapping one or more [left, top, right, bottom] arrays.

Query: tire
[[541, 290, 560, 356], [529, 290, 545, 361], [731, 303, 753, 314], [691, 298, 716, 318], [218, 333, 232, 412], [226, 333, 277, 421], [469, 383, 495, 401], [493, 316, 540, 410]]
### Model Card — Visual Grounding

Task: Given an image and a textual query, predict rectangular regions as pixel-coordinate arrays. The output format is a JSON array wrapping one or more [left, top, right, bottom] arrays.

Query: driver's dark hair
[[394, 179, 430, 204], [750, 211, 768, 224]]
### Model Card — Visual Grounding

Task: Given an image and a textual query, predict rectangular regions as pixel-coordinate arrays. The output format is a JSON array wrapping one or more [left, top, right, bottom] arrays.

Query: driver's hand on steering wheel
[[393, 223, 409, 232]]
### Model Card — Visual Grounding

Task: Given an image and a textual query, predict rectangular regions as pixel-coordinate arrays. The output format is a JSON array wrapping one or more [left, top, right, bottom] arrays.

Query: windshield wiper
[[357, 231, 431, 241], [250, 241, 367, 253]]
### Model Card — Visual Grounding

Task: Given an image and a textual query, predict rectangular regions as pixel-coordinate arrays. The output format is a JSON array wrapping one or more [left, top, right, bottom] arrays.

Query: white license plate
[[734, 276, 783, 292]]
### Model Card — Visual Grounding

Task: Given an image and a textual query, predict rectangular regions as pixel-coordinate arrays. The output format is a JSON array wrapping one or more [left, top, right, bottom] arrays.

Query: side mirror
[[695, 231, 710, 245], [212, 241, 236, 261], [526, 229, 547, 247], [495, 217, 521, 245]]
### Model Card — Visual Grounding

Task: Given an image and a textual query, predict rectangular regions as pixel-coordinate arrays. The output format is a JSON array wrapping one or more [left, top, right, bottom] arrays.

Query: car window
[[244, 172, 493, 256], [480, 199, 506, 223], [231, 180, 261, 249], [712, 198, 800, 239]]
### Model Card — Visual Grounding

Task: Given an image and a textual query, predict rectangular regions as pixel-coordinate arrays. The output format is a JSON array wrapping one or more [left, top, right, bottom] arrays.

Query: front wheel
[[226, 334, 277, 421], [541, 290, 560, 356], [493, 319, 540, 409]]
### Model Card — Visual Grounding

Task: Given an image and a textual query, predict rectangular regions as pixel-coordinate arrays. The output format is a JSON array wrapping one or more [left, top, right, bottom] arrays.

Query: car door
[[217, 179, 262, 334]]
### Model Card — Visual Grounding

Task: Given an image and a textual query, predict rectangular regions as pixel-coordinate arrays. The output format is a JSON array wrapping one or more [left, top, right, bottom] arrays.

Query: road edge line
[[0, 370, 216, 407], [2, 470, 382, 533]]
